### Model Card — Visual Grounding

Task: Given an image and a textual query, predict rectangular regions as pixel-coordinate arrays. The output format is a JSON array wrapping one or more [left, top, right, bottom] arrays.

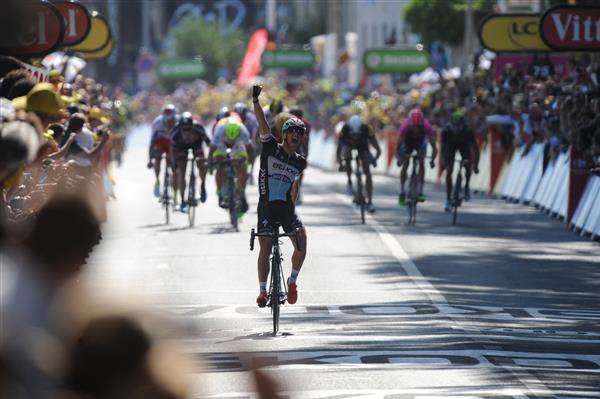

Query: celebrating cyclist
[[252, 85, 307, 308], [148, 104, 177, 197], [441, 110, 480, 212], [336, 115, 381, 213], [396, 107, 436, 206], [208, 116, 253, 213], [170, 112, 211, 212]]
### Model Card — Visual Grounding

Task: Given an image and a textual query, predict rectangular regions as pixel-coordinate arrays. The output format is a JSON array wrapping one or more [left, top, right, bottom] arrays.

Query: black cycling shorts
[[172, 143, 205, 163], [443, 142, 471, 167], [257, 200, 303, 235]]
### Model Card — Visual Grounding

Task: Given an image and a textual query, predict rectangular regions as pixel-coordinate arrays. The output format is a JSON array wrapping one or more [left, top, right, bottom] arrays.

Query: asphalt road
[[85, 125, 600, 398]]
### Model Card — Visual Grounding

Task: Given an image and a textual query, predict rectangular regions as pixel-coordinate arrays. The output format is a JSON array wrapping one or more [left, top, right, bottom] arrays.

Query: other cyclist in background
[[252, 85, 307, 307], [234, 102, 260, 182], [289, 108, 311, 204], [441, 110, 480, 212], [148, 104, 177, 197], [208, 116, 253, 213], [211, 106, 230, 136], [336, 115, 381, 213], [396, 107, 436, 206], [170, 112, 211, 212]]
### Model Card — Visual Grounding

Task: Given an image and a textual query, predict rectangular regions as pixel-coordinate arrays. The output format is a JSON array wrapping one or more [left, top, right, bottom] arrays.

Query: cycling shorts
[[151, 137, 170, 157], [341, 143, 370, 162], [397, 137, 426, 159], [443, 142, 471, 167], [172, 143, 205, 163], [257, 200, 303, 235]]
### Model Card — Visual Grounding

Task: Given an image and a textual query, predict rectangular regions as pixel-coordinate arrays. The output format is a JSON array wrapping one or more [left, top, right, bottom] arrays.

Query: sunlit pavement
[[85, 126, 600, 398]]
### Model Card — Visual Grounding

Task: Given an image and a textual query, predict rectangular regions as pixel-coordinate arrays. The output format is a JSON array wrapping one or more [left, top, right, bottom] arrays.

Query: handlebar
[[250, 228, 302, 252]]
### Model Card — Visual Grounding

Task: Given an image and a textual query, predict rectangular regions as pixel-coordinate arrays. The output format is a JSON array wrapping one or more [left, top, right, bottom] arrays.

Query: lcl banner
[[69, 12, 111, 53], [52, 0, 92, 47], [478, 14, 550, 52], [540, 6, 600, 51], [0, 0, 65, 58]]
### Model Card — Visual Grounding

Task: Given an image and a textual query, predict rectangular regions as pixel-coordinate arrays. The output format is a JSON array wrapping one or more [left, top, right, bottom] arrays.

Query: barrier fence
[[306, 128, 599, 240]]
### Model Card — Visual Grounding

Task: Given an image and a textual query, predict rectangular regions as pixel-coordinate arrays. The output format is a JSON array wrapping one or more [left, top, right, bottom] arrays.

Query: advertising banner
[[0, 0, 65, 58], [363, 48, 429, 74], [70, 12, 111, 53], [80, 40, 113, 60], [157, 59, 205, 80], [478, 14, 550, 52], [540, 6, 600, 51], [495, 53, 569, 82], [23, 63, 50, 83], [52, 0, 91, 47], [237, 28, 268, 85], [261, 49, 315, 70]]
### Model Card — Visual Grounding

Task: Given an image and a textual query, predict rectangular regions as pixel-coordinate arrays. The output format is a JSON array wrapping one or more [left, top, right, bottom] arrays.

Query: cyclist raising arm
[[253, 85, 307, 308]]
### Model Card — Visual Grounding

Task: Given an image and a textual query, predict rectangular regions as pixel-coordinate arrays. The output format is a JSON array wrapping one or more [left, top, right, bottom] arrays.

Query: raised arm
[[252, 85, 270, 139]]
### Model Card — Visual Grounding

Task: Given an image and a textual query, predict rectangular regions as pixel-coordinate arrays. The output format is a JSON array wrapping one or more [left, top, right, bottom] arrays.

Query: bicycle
[[450, 159, 471, 226], [250, 223, 301, 335], [211, 148, 244, 231], [185, 154, 203, 228], [160, 153, 172, 225], [405, 154, 422, 226]]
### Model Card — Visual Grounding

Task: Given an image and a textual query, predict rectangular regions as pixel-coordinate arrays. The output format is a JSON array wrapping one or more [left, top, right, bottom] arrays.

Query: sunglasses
[[286, 127, 305, 136]]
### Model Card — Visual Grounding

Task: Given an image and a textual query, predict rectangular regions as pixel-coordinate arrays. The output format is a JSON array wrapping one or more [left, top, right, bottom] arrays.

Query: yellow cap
[[49, 69, 64, 83], [89, 106, 109, 124], [12, 83, 65, 116]]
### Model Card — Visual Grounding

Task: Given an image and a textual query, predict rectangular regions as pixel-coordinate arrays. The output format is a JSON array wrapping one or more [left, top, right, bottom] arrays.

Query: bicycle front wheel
[[188, 177, 196, 227], [163, 175, 170, 225], [271, 259, 280, 335]]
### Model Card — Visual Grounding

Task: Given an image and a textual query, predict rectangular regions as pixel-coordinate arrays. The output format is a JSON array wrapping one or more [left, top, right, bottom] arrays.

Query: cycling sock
[[259, 282, 267, 292], [289, 269, 299, 284]]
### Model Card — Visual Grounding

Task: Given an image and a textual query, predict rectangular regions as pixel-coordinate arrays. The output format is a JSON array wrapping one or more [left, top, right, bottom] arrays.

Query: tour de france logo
[[366, 52, 381, 68]]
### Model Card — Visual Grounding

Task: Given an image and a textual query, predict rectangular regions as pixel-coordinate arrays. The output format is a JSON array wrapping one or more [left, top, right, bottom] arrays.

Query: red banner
[[237, 28, 268, 85], [52, 0, 91, 46], [0, 0, 65, 58], [541, 6, 600, 51]]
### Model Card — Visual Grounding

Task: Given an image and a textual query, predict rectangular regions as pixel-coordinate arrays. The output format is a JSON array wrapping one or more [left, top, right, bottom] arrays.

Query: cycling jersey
[[398, 118, 434, 141], [442, 122, 476, 164], [257, 135, 306, 234], [150, 115, 177, 155], [171, 122, 210, 161], [212, 119, 251, 155], [340, 122, 372, 150]]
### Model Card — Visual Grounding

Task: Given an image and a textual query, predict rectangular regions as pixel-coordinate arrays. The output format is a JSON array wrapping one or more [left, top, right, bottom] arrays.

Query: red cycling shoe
[[287, 279, 298, 304], [256, 291, 268, 308]]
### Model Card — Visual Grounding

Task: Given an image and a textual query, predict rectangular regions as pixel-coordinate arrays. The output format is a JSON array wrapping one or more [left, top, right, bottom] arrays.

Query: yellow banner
[[70, 12, 111, 53], [478, 14, 550, 52], [80, 40, 112, 60]]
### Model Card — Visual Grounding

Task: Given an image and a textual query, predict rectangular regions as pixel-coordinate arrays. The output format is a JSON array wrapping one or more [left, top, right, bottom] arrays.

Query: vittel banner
[[541, 6, 600, 51]]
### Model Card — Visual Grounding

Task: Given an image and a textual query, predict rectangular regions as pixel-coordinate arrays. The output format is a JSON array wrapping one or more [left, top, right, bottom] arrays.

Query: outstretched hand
[[252, 85, 262, 100]]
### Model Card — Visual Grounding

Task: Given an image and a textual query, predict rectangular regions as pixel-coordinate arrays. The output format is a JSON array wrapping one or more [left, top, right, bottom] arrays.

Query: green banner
[[261, 49, 315, 70], [363, 48, 430, 74], [157, 59, 205, 80]]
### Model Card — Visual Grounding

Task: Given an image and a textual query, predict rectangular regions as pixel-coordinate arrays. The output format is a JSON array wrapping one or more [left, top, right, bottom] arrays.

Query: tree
[[164, 15, 248, 84], [404, 0, 495, 48]]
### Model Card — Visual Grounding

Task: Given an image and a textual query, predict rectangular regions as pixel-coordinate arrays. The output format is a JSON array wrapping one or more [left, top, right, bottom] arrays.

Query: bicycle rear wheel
[[452, 173, 462, 226], [163, 171, 170, 225], [188, 174, 196, 227]]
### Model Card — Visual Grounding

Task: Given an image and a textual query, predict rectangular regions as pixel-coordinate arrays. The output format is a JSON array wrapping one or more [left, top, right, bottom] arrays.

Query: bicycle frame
[[451, 159, 470, 226], [354, 152, 366, 224], [186, 153, 199, 227], [212, 148, 244, 231], [250, 225, 301, 335], [162, 153, 171, 225], [406, 154, 421, 225]]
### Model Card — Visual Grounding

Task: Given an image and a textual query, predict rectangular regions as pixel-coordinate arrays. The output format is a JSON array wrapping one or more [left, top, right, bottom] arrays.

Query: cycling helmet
[[289, 108, 304, 119], [409, 108, 423, 125], [225, 119, 240, 142], [216, 106, 230, 121], [451, 111, 464, 125], [233, 102, 248, 118], [281, 117, 306, 135], [347, 115, 362, 133], [162, 104, 176, 120], [181, 111, 193, 129]]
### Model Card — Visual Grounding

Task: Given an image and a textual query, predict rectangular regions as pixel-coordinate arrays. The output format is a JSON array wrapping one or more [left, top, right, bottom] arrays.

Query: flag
[[237, 29, 268, 85]]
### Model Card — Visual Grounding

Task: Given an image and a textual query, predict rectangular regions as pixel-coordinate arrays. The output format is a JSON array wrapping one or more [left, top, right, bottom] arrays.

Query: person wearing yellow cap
[[12, 83, 65, 127], [48, 69, 64, 91], [207, 116, 253, 212]]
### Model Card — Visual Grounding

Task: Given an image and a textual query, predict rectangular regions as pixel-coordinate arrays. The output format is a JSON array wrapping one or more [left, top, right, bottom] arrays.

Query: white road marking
[[334, 194, 447, 304], [156, 263, 169, 269]]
